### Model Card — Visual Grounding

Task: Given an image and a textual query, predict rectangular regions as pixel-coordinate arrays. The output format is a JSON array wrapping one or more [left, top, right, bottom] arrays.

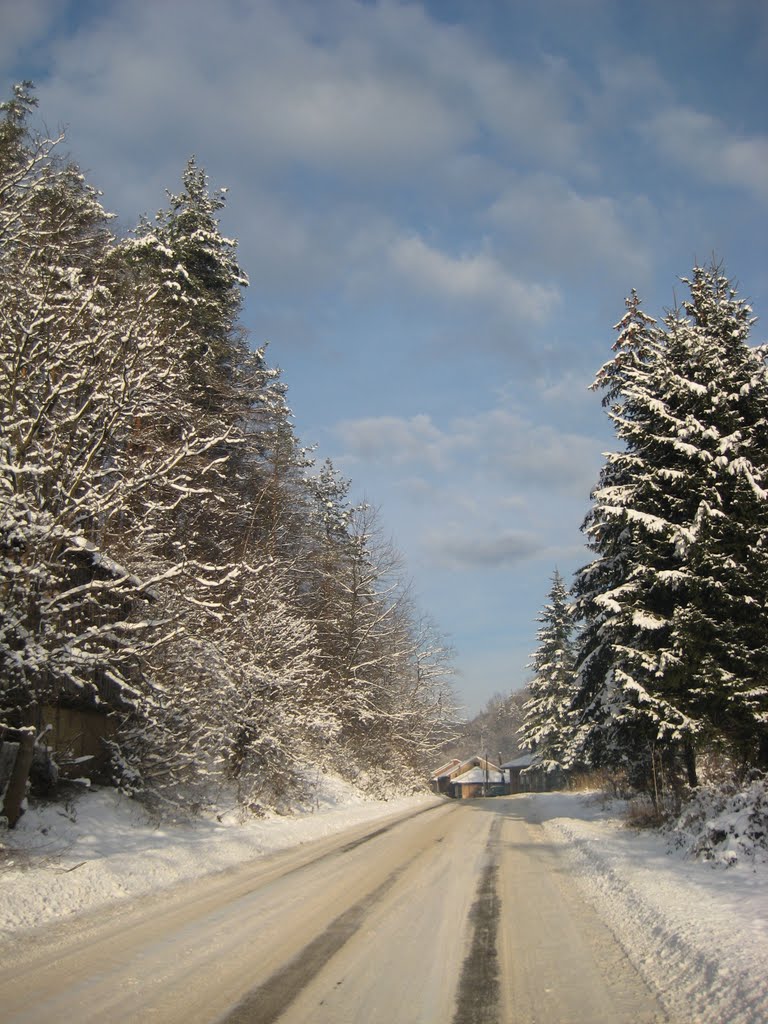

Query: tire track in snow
[[452, 816, 502, 1024], [221, 809, 454, 1024]]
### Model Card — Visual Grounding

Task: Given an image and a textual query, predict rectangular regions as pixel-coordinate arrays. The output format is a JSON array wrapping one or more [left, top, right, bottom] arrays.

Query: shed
[[501, 752, 537, 793]]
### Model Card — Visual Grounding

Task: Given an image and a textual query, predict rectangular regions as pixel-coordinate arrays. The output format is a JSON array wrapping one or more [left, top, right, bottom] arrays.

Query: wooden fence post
[[1, 726, 36, 828]]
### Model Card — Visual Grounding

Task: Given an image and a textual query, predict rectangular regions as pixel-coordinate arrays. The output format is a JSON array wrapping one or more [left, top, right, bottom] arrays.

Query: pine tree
[[520, 570, 577, 768], [573, 264, 768, 789], [121, 157, 247, 366]]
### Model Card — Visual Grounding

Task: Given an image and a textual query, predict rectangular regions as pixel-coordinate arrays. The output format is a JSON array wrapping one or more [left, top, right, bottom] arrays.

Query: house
[[451, 763, 504, 799], [501, 752, 568, 793], [501, 752, 538, 793], [430, 754, 503, 798], [429, 758, 462, 795]]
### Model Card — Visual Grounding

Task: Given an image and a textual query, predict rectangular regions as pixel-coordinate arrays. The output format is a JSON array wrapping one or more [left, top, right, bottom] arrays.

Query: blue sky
[[3, 0, 767, 714]]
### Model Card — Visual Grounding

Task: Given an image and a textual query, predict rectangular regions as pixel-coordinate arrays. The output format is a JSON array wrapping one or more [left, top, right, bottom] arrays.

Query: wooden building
[[430, 754, 503, 798], [501, 752, 568, 793], [450, 764, 504, 799]]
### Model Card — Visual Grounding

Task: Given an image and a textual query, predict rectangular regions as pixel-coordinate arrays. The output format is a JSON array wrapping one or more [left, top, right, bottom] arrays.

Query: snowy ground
[[0, 778, 435, 934], [2, 786, 767, 1022], [535, 792, 768, 1024]]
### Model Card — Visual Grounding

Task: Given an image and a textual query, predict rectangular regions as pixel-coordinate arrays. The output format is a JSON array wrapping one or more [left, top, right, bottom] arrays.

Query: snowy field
[[2, 787, 767, 1022]]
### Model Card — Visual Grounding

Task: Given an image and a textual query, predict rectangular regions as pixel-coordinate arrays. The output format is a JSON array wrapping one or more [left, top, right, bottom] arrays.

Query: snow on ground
[[0, 777, 435, 935], [534, 791, 768, 1024], [3, 784, 767, 1023]]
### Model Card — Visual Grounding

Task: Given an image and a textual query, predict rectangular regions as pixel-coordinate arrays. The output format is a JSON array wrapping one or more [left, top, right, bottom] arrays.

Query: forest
[[0, 83, 456, 816], [4, 78, 767, 834]]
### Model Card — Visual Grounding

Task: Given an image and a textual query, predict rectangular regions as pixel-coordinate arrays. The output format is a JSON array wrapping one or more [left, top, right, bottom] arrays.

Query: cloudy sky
[[3, 0, 767, 714]]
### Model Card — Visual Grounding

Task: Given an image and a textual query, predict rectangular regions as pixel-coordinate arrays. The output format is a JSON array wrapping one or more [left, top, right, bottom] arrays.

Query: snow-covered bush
[[666, 776, 768, 867]]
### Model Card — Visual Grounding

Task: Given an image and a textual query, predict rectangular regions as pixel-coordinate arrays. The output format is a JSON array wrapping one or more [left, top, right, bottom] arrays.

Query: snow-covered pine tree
[[520, 570, 577, 769], [658, 267, 768, 770], [570, 291, 683, 787], [573, 265, 768, 789], [121, 157, 246, 371]]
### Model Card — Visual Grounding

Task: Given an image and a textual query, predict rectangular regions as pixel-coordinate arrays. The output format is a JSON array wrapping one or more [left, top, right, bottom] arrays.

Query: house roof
[[431, 754, 502, 781], [452, 766, 503, 785], [430, 758, 462, 780], [456, 755, 501, 772], [501, 753, 538, 770]]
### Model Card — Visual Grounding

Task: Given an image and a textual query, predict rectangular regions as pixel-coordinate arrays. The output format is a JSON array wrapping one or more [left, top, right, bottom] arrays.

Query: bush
[[666, 775, 768, 867]]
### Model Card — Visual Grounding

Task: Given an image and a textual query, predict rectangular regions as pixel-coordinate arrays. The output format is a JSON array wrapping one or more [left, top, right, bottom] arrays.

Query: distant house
[[451, 764, 504, 799], [501, 752, 568, 793], [500, 752, 537, 793], [430, 758, 462, 795], [430, 754, 503, 798]]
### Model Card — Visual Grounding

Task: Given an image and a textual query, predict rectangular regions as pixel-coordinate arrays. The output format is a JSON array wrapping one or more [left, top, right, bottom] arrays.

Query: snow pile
[[666, 776, 768, 867], [536, 791, 768, 1024], [0, 779, 436, 934]]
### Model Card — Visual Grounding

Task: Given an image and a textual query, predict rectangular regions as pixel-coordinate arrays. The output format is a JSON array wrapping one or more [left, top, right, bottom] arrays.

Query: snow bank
[[0, 778, 436, 935], [534, 791, 768, 1024], [666, 777, 768, 868]]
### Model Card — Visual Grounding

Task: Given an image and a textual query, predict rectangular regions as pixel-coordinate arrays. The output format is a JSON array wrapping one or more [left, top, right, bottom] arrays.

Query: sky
[[2, 0, 767, 715]]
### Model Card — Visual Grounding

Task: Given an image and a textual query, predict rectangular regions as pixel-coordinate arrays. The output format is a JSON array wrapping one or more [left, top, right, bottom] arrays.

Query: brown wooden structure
[[430, 754, 503, 798]]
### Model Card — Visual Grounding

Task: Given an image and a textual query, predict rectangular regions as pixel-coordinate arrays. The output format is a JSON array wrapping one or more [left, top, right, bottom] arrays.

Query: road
[[0, 796, 670, 1023]]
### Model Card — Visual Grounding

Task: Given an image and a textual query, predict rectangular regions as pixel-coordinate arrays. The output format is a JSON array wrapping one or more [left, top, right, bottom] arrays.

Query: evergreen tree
[[520, 570, 577, 767], [573, 265, 768, 789], [121, 157, 247, 366]]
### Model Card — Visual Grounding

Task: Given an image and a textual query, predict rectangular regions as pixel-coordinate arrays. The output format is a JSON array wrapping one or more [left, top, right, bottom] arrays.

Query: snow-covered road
[[1, 788, 766, 1022], [1, 795, 666, 1023]]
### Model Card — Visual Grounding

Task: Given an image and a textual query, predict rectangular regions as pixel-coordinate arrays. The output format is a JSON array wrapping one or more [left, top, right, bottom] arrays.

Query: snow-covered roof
[[501, 753, 538, 770], [430, 758, 461, 779], [452, 767, 503, 785], [456, 755, 501, 771]]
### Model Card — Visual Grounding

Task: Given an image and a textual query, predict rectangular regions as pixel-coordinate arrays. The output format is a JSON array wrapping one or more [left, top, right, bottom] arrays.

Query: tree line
[[0, 84, 455, 813], [521, 262, 768, 799]]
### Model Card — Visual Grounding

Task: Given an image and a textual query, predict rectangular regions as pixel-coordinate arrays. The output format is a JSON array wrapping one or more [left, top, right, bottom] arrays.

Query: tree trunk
[[684, 738, 698, 788]]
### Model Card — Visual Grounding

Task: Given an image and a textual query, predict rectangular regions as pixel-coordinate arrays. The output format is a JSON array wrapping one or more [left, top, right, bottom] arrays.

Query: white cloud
[[424, 528, 544, 569], [645, 106, 768, 205], [333, 414, 449, 471], [332, 404, 602, 498], [450, 408, 602, 494], [487, 175, 653, 283], [390, 235, 560, 323], [29, 0, 472, 196], [23, 0, 591, 207]]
